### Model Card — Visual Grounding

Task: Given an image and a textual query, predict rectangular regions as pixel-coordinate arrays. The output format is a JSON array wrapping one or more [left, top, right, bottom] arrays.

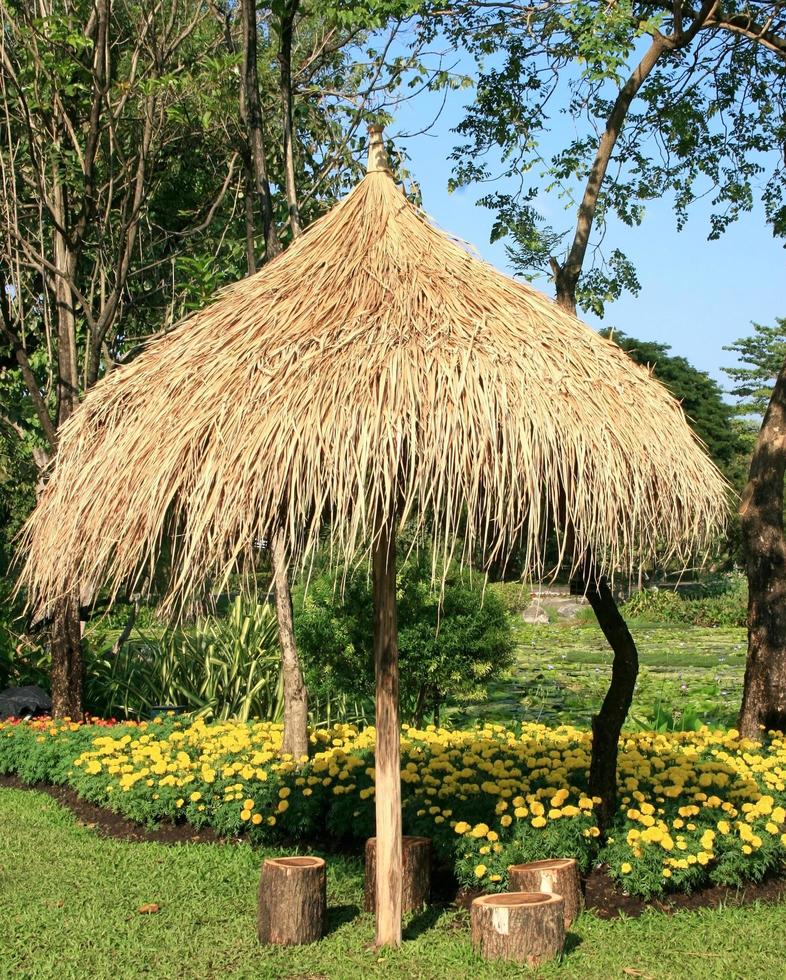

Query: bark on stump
[[364, 836, 431, 914], [471, 892, 565, 965], [258, 856, 326, 946], [508, 858, 582, 929]]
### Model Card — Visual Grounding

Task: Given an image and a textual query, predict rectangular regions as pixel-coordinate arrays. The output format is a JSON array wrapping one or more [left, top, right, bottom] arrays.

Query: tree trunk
[[239, 0, 280, 260], [364, 836, 431, 915], [272, 528, 309, 760], [278, 0, 302, 237], [257, 856, 326, 945], [738, 358, 786, 738], [372, 509, 402, 947], [50, 593, 83, 719], [238, 0, 307, 760], [508, 858, 582, 929], [471, 893, 565, 965], [578, 566, 639, 833]]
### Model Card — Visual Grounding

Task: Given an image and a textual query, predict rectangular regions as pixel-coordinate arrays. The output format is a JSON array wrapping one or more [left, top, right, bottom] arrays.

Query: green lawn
[[452, 622, 746, 730], [1, 787, 784, 980]]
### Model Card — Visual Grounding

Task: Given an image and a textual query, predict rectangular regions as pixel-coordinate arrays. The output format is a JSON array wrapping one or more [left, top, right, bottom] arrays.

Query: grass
[[1, 787, 784, 980], [451, 621, 746, 730]]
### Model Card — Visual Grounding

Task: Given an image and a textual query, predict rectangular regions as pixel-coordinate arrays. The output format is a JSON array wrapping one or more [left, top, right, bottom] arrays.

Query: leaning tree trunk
[[372, 507, 402, 948], [579, 564, 639, 834], [738, 358, 786, 738], [50, 593, 83, 719]]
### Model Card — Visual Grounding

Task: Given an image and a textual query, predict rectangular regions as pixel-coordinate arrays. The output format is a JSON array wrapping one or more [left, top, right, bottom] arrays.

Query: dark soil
[[4, 775, 786, 918], [0, 774, 232, 845], [455, 865, 786, 919]]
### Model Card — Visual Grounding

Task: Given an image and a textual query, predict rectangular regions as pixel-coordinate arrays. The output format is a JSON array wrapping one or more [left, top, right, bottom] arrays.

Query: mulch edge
[[3, 773, 786, 919]]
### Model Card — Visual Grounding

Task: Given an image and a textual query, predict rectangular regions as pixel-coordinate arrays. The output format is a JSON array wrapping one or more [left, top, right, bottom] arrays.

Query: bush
[[83, 596, 283, 721], [622, 573, 746, 628], [3, 717, 786, 900], [293, 548, 515, 726]]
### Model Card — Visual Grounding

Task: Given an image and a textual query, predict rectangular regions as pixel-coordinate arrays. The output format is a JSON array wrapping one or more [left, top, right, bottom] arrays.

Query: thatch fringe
[[18, 168, 728, 616]]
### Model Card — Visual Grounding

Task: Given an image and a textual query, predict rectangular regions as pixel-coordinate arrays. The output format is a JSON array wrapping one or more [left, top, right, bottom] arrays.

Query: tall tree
[[724, 318, 786, 419], [738, 358, 786, 737], [0, 0, 240, 715], [434, 0, 786, 822], [723, 318, 786, 736]]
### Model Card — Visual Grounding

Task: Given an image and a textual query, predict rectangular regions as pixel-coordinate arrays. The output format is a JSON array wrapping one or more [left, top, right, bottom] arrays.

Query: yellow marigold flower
[[662, 868, 672, 878], [454, 821, 471, 835], [243, 799, 255, 810], [500, 814, 513, 827], [277, 800, 289, 812], [531, 816, 547, 829], [240, 809, 251, 820], [279, 787, 291, 799], [474, 864, 487, 879], [251, 813, 263, 825], [470, 823, 490, 838], [176, 799, 184, 808], [620, 863, 632, 874], [514, 806, 528, 818], [486, 831, 499, 842]]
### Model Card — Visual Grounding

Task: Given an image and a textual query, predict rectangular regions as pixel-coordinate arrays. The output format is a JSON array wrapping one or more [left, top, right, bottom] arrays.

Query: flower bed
[[1, 716, 785, 898]]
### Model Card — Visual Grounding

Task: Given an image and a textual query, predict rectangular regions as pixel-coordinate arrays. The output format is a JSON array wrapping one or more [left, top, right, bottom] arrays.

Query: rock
[[522, 602, 549, 625], [552, 600, 586, 620], [0, 685, 52, 720]]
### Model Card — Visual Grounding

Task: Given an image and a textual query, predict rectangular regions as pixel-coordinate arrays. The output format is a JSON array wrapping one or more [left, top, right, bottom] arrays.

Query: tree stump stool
[[364, 836, 431, 914], [508, 857, 582, 928], [258, 856, 327, 946], [471, 892, 565, 965]]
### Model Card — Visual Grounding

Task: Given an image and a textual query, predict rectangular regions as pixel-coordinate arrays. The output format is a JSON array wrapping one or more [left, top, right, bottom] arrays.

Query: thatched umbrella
[[20, 127, 726, 946]]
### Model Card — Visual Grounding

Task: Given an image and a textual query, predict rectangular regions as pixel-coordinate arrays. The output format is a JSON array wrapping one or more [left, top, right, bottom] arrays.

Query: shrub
[[3, 717, 786, 900], [622, 573, 746, 628], [83, 596, 283, 721], [293, 548, 515, 726]]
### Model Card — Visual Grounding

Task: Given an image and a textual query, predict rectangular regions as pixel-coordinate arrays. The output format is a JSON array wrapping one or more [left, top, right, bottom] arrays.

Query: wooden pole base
[[258, 856, 327, 946], [364, 836, 431, 914], [471, 892, 565, 965], [508, 857, 582, 928]]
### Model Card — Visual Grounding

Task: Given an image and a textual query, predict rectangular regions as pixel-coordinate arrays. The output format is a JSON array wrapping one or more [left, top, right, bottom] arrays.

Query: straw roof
[[19, 134, 728, 616]]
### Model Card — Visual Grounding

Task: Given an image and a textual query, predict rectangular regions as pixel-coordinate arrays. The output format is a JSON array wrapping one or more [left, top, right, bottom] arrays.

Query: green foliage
[[621, 574, 747, 628], [723, 317, 786, 419], [293, 549, 514, 725], [436, 3, 786, 314], [84, 597, 283, 722]]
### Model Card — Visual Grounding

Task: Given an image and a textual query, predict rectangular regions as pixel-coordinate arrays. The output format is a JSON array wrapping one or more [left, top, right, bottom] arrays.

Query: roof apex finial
[[366, 124, 391, 174]]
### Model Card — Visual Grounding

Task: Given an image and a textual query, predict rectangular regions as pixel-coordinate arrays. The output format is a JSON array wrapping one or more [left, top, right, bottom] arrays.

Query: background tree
[[724, 318, 786, 420], [0, 0, 242, 716], [428, 0, 786, 823]]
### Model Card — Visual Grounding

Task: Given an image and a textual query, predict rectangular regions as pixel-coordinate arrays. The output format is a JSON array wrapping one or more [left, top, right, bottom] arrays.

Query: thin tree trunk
[[239, 0, 307, 756], [582, 568, 639, 833], [738, 358, 786, 738], [372, 508, 402, 948], [240, 0, 280, 260], [50, 592, 83, 719], [50, 181, 85, 718], [272, 528, 309, 759], [278, 0, 302, 237]]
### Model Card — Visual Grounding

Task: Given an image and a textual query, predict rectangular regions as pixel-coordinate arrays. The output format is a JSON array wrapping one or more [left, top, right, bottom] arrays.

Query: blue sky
[[385, 61, 785, 390]]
